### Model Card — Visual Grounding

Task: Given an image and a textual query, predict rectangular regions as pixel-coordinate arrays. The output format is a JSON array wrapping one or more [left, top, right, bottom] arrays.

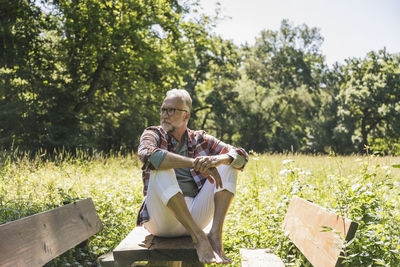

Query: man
[[137, 89, 248, 264]]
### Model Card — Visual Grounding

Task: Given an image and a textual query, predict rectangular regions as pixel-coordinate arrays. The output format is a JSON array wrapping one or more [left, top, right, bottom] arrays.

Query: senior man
[[137, 89, 248, 264]]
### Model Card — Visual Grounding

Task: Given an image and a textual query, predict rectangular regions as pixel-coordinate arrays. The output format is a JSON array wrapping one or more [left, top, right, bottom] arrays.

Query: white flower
[[282, 159, 294, 165], [279, 169, 294, 176], [279, 169, 288, 176], [351, 183, 362, 191]]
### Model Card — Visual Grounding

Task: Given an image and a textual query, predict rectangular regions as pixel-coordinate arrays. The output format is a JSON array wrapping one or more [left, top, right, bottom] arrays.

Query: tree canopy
[[1, 0, 399, 155]]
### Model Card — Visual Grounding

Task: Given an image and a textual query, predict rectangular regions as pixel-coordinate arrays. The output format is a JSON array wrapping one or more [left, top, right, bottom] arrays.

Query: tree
[[1, 0, 212, 151], [0, 0, 56, 149], [306, 63, 345, 153], [199, 37, 242, 143], [237, 19, 326, 152], [46, 0, 191, 150], [335, 49, 400, 153]]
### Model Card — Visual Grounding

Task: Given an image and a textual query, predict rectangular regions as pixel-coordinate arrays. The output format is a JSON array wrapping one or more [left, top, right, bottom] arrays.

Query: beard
[[161, 120, 175, 133]]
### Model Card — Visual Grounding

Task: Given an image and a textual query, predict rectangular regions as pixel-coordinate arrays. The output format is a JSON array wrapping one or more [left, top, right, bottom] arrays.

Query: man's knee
[[148, 169, 182, 205], [217, 164, 238, 176], [215, 165, 238, 195]]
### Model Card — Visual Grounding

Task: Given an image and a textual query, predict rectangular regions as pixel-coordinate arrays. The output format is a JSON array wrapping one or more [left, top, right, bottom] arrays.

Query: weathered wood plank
[[282, 196, 358, 267], [98, 250, 115, 267], [0, 198, 102, 267], [113, 226, 152, 266], [240, 249, 285, 267], [149, 236, 198, 261], [146, 261, 203, 267], [113, 227, 203, 267]]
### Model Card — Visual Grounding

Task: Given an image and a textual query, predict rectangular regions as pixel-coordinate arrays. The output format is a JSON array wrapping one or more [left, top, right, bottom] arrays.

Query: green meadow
[[1, 151, 399, 266]]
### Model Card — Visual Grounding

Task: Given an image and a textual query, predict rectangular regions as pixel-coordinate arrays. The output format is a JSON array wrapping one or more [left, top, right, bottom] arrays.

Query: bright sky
[[199, 0, 400, 66]]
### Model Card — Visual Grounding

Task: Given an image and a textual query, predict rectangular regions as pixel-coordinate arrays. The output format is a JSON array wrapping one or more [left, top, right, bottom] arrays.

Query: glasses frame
[[159, 107, 189, 116]]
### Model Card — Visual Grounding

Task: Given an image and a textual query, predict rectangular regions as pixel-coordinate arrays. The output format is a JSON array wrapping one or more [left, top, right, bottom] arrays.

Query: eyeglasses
[[159, 107, 189, 116]]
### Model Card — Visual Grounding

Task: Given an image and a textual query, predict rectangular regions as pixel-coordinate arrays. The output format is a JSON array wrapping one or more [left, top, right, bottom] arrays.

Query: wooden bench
[[0, 198, 102, 267], [98, 226, 204, 267], [99, 196, 358, 267], [240, 196, 359, 267]]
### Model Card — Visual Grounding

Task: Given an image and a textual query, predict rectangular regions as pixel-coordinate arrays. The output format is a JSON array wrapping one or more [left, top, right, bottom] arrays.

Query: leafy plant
[[1, 151, 399, 266]]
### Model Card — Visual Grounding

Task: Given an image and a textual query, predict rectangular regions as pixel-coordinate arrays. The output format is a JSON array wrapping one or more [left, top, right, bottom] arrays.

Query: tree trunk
[[360, 117, 369, 153]]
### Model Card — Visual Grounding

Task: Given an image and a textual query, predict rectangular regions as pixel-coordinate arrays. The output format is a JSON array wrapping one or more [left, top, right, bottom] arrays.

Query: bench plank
[[98, 251, 114, 267], [282, 196, 358, 267], [240, 249, 285, 267], [113, 226, 201, 267], [0, 198, 102, 267]]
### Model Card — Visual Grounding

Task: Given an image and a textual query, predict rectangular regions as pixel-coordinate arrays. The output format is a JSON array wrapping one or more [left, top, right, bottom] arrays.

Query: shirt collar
[[160, 126, 194, 155]]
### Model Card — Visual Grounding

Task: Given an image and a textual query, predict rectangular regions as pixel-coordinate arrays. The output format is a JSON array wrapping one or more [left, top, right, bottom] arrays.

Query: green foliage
[[334, 50, 400, 154], [194, 37, 242, 142], [329, 161, 400, 266], [1, 0, 221, 152], [2, 152, 399, 266], [48, 0, 189, 150], [1, 0, 400, 155], [0, 149, 143, 266], [220, 153, 400, 266], [237, 20, 326, 152], [369, 137, 400, 156]]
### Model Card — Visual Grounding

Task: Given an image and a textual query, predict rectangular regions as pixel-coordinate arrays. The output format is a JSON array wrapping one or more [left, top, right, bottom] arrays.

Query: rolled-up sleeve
[[227, 150, 247, 169], [138, 128, 162, 170], [149, 149, 168, 169], [203, 133, 249, 170]]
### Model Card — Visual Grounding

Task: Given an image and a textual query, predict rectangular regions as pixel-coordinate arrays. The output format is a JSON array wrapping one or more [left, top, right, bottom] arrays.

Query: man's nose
[[161, 111, 169, 118]]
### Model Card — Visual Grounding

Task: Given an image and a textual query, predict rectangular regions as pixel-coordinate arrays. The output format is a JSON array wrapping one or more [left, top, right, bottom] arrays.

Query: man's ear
[[185, 112, 191, 120]]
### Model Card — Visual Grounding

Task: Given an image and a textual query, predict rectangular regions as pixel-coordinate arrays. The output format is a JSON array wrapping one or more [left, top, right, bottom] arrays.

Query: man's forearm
[[218, 154, 233, 165], [158, 152, 232, 170], [158, 151, 195, 169]]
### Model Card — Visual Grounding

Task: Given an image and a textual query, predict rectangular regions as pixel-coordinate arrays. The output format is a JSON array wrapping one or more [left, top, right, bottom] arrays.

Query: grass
[[1, 150, 399, 266]]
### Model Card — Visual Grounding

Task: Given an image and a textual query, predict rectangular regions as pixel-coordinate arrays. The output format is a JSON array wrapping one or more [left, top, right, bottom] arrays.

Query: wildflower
[[279, 169, 294, 176], [304, 171, 312, 176], [282, 159, 294, 165]]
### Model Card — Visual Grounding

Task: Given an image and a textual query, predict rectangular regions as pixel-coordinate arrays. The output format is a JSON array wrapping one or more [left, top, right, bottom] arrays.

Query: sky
[[198, 0, 400, 66]]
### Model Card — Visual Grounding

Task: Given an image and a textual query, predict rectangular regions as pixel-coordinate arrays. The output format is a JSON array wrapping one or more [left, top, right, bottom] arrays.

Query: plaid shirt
[[136, 126, 248, 226]]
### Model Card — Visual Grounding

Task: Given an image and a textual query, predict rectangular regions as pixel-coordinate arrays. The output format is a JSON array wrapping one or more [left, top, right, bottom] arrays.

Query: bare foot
[[208, 233, 232, 264], [193, 232, 224, 264]]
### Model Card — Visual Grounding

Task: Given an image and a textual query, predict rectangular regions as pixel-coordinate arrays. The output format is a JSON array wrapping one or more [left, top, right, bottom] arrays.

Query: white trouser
[[143, 164, 238, 237]]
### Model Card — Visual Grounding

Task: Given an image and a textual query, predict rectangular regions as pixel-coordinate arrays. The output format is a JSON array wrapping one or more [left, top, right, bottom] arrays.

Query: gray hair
[[166, 89, 192, 111]]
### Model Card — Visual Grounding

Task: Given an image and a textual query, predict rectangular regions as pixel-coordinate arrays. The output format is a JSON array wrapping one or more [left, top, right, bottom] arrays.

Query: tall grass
[[1, 150, 399, 266], [0, 149, 143, 266], [224, 153, 400, 266]]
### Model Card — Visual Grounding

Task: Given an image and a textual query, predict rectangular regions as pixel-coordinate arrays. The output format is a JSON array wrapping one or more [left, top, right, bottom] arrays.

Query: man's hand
[[193, 155, 232, 173], [201, 167, 223, 189], [193, 155, 232, 189]]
